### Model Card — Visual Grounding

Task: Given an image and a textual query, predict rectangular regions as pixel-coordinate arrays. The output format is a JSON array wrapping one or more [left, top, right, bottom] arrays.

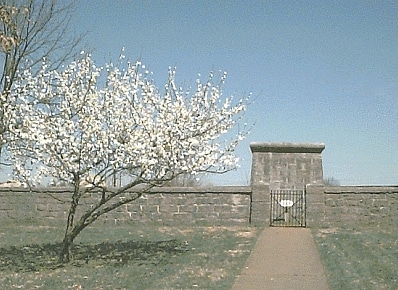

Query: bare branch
[[0, 0, 84, 158]]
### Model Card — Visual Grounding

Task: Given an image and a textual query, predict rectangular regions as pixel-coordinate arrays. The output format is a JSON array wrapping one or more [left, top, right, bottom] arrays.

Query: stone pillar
[[250, 183, 270, 226], [305, 184, 326, 228], [249, 142, 325, 226]]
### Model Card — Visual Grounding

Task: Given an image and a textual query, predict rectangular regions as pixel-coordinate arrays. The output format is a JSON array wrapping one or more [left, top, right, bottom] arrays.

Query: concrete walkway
[[232, 227, 329, 290]]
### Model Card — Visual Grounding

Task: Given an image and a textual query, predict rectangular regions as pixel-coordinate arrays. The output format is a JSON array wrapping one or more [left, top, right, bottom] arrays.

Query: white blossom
[[5, 53, 250, 187]]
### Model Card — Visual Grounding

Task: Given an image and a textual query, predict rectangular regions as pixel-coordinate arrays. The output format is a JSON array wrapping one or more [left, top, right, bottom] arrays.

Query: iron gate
[[270, 189, 306, 227]]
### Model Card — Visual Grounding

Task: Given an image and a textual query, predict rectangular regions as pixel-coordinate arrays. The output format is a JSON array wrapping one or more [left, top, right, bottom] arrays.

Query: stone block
[[172, 212, 194, 224], [196, 204, 215, 213]]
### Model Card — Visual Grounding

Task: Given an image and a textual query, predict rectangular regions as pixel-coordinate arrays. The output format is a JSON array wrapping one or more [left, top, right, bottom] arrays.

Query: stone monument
[[249, 142, 325, 225]]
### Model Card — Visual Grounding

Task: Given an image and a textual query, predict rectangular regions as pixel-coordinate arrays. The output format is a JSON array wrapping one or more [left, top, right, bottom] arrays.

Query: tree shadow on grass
[[0, 239, 189, 272]]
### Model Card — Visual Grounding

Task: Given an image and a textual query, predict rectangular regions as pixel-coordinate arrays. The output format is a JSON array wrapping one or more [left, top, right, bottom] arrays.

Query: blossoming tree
[[5, 53, 250, 263]]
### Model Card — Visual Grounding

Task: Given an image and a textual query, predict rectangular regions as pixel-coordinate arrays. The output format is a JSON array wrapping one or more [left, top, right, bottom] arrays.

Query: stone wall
[[323, 186, 398, 228], [306, 185, 398, 228], [0, 186, 251, 226], [1, 142, 397, 228], [2, 184, 396, 228]]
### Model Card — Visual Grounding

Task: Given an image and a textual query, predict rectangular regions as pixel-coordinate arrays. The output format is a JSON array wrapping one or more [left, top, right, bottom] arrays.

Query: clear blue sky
[[71, 0, 397, 186]]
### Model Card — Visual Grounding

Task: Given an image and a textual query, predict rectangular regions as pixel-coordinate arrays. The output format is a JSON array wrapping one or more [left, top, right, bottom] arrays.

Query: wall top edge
[[0, 185, 252, 194], [250, 142, 325, 153], [324, 185, 398, 194]]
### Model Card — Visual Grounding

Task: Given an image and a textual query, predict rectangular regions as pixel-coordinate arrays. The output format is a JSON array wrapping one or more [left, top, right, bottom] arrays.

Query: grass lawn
[[313, 225, 398, 290], [0, 221, 260, 289]]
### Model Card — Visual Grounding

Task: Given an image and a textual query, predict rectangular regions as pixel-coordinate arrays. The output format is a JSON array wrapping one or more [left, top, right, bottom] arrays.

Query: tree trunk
[[59, 220, 87, 263], [57, 181, 144, 263], [59, 233, 74, 263], [59, 183, 81, 263]]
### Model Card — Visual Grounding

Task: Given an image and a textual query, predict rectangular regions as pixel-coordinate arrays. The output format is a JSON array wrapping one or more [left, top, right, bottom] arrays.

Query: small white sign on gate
[[279, 199, 294, 207]]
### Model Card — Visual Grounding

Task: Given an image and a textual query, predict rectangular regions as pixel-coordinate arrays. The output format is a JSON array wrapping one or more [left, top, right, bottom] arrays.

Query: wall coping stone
[[146, 186, 252, 194], [0, 185, 252, 195], [324, 186, 398, 194], [250, 142, 325, 153]]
